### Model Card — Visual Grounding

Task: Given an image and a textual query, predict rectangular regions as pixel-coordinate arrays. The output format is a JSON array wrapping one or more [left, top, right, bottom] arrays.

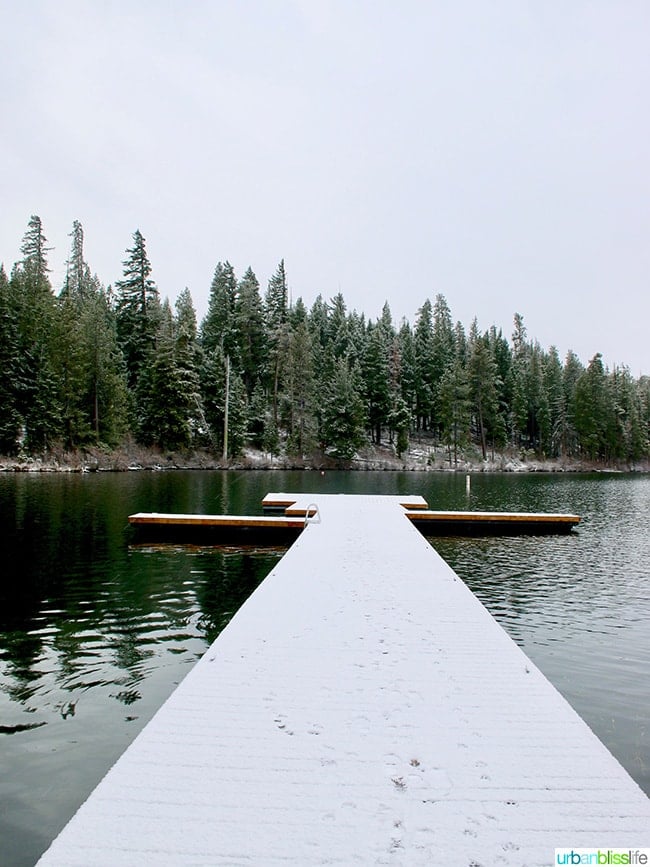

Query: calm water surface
[[0, 470, 648, 865]]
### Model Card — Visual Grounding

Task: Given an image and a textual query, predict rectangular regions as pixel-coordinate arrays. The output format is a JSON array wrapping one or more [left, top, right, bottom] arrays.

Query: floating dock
[[39, 495, 647, 866], [128, 511, 305, 544], [129, 492, 581, 542]]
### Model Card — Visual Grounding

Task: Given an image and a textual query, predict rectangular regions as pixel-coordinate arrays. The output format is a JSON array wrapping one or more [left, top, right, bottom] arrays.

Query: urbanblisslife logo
[[555, 851, 649, 865]]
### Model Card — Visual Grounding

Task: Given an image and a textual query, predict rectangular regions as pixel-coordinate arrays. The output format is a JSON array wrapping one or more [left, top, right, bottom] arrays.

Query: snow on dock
[[130, 492, 581, 541], [39, 495, 648, 866]]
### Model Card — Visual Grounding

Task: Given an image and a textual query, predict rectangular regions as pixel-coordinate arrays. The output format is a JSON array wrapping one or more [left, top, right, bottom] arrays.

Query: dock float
[[128, 511, 305, 544], [129, 493, 581, 542], [40, 495, 647, 866]]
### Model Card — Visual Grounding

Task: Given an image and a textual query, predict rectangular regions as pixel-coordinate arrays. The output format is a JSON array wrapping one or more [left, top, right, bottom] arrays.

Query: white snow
[[37, 495, 650, 866]]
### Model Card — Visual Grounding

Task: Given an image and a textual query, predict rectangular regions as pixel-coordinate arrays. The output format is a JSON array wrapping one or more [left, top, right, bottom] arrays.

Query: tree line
[[1, 215, 648, 465]]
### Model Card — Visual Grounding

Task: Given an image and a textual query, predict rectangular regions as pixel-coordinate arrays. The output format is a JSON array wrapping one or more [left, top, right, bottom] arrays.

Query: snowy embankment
[[1, 441, 648, 473]]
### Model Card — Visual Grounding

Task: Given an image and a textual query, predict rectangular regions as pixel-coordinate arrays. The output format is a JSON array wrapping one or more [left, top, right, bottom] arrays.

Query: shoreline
[[1, 442, 648, 475]]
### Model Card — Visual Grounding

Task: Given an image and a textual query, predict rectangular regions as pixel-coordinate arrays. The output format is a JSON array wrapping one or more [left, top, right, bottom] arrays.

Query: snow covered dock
[[129, 492, 581, 541], [39, 494, 649, 866]]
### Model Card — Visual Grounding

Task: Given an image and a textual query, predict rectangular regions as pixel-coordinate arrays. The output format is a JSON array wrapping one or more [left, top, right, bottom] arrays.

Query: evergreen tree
[[53, 223, 129, 448], [528, 343, 550, 457], [327, 292, 350, 361], [200, 345, 228, 451], [174, 288, 203, 444], [20, 215, 52, 293], [413, 299, 435, 431], [637, 376, 650, 454], [346, 309, 367, 369], [201, 261, 238, 360], [508, 313, 529, 447], [225, 368, 249, 457], [438, 356, 471, 466], [0, 265, 23, 452], [387, 395, 411, 458], [137, 302, 193, 450], [81, 288, 129, 446], [264, 260, 290, 424], [362, 321, 391, 444], [199, 345, 248, 457], [62, 220, 94, 300], [574, 353, 612, 460], [248, 380, 268, 448], [468, 321, 499, 460], [54, 292, 93, 447], [234, 267, 265, 396], [115, 230, 161, 390], [543, 346, 564, 457], [308, 294, 329, 346], [397, 320, 417, 422], [281, 317, 316, 455], [320, 358, 366, 459], [610, 366, 646, 462], [11, 217, 62, 450], [264, 259, 288, 333]]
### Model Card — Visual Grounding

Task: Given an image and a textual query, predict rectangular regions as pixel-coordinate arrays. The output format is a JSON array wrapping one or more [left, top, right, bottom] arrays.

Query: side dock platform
[[39, 495, 647, 866], [128, 492, 581, 542]]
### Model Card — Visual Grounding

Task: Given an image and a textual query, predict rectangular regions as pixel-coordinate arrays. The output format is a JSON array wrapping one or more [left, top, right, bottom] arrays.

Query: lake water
[[1, 469, 649, 865]]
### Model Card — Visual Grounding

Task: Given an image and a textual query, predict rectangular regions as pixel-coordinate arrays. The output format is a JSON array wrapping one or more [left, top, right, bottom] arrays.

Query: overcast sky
[[1, 1, 648, 375]]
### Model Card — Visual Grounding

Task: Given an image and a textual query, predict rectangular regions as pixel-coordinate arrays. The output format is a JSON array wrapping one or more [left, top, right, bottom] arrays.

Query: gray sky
[[1, 1, 648, 375]]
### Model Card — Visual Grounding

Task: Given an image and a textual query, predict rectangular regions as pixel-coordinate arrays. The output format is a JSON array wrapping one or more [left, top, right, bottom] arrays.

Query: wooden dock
[[39, 494, 648, 866], [129, 492, 581, 542], [128, 511, 305, 544]]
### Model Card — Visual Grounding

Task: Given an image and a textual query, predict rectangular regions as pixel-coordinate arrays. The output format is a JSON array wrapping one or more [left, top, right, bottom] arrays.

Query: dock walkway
[[38, 495, 649, 866]]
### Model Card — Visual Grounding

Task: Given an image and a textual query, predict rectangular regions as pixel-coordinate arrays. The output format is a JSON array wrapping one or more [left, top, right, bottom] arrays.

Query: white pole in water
[[466, 473, 471, 494]]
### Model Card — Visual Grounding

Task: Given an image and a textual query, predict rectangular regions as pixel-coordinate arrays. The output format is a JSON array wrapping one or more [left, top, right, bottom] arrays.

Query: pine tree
[[62, 220, 94, 300], [397, 321, 417, 422], [281, 317, 316, 456], [20, 215, 52, 293], [52, 222, 129, 448], [468, 321, 499, 460], [610, 366, 646, 462], [264, 260, 290, 424], [174, 288, 203, 445], [234, 267, 265, 395], [201, 262, 238, 361], [413, 299, 435, 431], [264, 259, 288, 333], [574, 353, 612, 460], [12, 217, 62, 450], [327, 293, 350, 360], [388, 395, 411, 458], [0, 265, 23, 453], [528, 343, 550, 457], [561, 350, 584, 457], [200, 345, 228, 451], [136, 302, 193, 450], [508, 313, 529, 447], [320, 358, 366, 459], [81, 289, 129, 446], [115, 230, 161, 390], [438, 356, 471, 466], [362, 321, 391, 444], [544, 346, 565, 457]]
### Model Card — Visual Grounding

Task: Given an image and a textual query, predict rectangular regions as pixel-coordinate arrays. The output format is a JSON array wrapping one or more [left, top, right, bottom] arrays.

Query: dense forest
[[1, 216, 649, 466]]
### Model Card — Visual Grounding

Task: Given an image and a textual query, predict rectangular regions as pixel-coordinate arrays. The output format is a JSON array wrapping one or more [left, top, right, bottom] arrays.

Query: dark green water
[[1, 470, 648, 865]]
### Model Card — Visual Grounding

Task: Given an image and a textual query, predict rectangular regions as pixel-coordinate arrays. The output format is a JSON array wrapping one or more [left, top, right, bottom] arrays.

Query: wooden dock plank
[[40, 494, 648, 866], [406, 508, 581, 535], [129, 512, 305, 528]]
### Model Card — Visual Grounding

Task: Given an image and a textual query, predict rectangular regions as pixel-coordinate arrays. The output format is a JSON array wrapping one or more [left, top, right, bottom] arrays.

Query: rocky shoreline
[[1, 441, 647, 474]]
